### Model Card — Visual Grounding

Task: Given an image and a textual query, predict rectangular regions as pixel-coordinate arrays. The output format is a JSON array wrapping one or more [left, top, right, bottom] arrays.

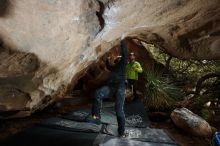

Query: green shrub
[[144, 70, 183, 111], [200, 108, 214, 122]]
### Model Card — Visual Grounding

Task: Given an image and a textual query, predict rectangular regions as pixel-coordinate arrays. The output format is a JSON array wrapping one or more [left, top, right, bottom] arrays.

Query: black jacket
[[106, 40, 128, 84]]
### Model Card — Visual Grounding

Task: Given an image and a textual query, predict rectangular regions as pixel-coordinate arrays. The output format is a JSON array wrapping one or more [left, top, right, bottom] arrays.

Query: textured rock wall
[[0, 0, 219, 118], [0, 0, 101, 118]]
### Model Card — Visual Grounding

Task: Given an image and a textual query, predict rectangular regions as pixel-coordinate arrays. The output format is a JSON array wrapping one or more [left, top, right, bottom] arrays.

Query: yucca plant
[[144, 70, 183, 111]]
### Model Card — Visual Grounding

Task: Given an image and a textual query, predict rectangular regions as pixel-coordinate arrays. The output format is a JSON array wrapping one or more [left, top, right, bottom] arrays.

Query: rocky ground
[[0, 96, 219, 146], [151, 120, 211, 146]]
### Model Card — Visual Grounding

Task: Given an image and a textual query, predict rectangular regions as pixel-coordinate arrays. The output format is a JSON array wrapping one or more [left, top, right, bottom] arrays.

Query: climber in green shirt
[[126, 52, 143, 101]]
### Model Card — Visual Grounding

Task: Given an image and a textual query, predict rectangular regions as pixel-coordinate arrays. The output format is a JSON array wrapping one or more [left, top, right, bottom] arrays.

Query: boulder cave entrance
[[67, 38, 166, 101]]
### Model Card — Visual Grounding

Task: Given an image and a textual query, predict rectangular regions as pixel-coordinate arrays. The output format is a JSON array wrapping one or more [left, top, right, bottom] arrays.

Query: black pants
[[127, 79, 138, 101], [92, 82, 126, 135]]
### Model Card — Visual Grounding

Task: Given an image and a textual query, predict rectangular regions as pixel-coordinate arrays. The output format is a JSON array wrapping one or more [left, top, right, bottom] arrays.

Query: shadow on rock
[[0, 0, 12, 17]]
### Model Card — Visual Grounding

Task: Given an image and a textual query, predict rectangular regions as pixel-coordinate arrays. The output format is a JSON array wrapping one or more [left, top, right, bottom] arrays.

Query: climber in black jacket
[[89, 39, 128, 138]]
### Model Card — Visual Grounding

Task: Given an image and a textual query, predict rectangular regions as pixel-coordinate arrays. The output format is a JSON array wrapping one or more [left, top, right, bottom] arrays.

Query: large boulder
[[171, 108, 213, 137], [0, 0, 219, 118]]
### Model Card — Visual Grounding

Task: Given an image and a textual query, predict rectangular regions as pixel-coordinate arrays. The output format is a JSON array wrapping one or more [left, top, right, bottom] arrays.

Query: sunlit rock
[[171, 108, 213, 137]]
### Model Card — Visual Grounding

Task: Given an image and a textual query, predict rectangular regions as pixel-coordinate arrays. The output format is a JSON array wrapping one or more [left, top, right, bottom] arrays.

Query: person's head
[[108, 55, 121, 65], [129, 52, 135, 61], [114, 55, 122, 64], [107, 46, 122, 65], [114, 46, 122, 63]]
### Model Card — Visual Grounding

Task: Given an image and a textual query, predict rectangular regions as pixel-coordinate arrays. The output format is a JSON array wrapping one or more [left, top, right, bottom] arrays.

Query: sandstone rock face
[[171, 108, 213, 137], [0, 47, 38, 78], [0, 0, 219, 118], [0, 86, 30, 111]]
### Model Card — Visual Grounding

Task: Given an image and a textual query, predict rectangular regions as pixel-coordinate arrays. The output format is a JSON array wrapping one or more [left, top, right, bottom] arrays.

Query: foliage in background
[[200, 108, 215, 122], [146, 44, 220, 82], [143, 43, 220, 114], [144, 70, 184, 111]]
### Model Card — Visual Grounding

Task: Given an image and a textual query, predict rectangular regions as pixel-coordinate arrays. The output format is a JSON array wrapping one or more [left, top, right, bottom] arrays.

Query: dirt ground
[[0, 98, 219, 146]]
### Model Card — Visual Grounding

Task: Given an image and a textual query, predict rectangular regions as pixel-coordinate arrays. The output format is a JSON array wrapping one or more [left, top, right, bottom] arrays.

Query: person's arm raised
[[120, 40, 128, 64]]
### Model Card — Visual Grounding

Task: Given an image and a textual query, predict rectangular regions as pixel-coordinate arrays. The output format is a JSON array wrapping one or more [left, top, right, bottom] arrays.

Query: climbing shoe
[[86, 114, 101, 125], [119, 132, 128, 138]]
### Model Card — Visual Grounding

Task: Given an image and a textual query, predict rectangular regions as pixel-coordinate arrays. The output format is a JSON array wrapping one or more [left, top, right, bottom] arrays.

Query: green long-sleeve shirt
[[126, 61, 143, 80]]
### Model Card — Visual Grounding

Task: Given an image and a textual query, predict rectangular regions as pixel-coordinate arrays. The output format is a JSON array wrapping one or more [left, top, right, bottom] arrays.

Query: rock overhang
[[0, 0, 219, 118]]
